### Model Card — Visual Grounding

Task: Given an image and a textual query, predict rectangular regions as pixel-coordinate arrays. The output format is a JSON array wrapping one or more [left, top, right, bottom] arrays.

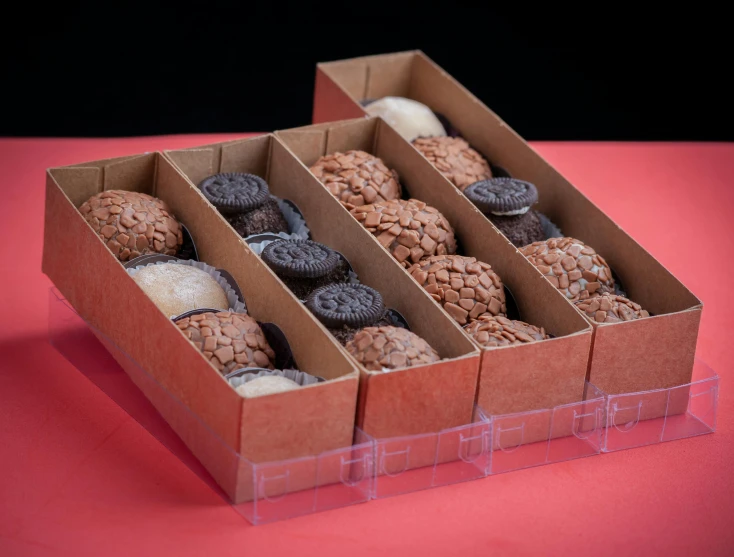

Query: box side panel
[[239, 375, 359, 463], [361, 355, 480, 440], [590, 308, 701, 395], [313, 67, 370, 125], [476, 333, 591, 416], [41, 173, 243, 452]]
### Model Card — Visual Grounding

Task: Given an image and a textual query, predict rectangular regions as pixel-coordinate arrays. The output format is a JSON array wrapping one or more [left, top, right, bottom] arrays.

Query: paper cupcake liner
[[225, 367, 325, 391], [537, 212, 563, 240], [126, 256, 247, 317], [245, 198, 311, 254]]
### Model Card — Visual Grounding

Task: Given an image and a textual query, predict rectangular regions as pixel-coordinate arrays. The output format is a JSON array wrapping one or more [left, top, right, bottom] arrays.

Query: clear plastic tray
[[48, 287, 719, 524]]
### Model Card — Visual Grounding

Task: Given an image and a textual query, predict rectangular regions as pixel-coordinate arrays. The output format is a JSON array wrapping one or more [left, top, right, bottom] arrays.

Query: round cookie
[[175, 311, 275, 375], [199, 172, 270, 215], [198, 173, 289, 237], [464, 178, 538, 216], [363, 96, 447, 142], [346, 326, 441, 371], [464, 178, 545, 247], [464, 315, 548, 347], [407, 255, 506, 325], [306, 283, 385, 329], [575, 293, 650, 324], [262, 239, 350, 299], [412, 136, 492, 191], [262, 239, 340, 278], [132, 263, 228, 317], [309, 150, 402, 210], [351, 199, 457, 267], [235, 375, 300, 397], [520, 237, 615, 301], [79, 190, 183, 261]]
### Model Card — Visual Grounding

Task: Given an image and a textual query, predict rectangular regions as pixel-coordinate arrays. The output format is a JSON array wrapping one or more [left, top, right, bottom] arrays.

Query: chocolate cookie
[[306, 283, 385, 329], [464, 178, 538, 215], [262, 239, 349, 299], [199, 173, 270, 215], [198, 173, 289, 237]]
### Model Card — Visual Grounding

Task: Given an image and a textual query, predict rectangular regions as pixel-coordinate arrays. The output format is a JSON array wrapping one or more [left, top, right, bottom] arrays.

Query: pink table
[[1, 136, 731, 556]]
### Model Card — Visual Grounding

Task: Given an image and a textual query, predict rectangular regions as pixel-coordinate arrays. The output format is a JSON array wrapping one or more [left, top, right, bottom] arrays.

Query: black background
[[2, 4, 731, 141]]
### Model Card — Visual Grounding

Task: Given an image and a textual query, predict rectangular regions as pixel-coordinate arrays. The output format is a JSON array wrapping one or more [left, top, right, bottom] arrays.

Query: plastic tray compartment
[[48, 287, 374, 525], [47, 286, 720, 524], [602, 358, 718, 452]]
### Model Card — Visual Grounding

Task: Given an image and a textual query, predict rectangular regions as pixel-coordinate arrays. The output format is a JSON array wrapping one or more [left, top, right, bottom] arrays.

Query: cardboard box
[[164, 134, 482, 448], [274, 117, 593, 424], [313, 51, 702, 399], [42, 151, 360, 502]]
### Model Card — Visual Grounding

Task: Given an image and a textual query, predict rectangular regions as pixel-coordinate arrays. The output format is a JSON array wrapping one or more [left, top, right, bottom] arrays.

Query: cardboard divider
[[275, 118, 593, 429], [312, 51, 703, 406], [42, 152, 360, 503], [163, 135, 482, 457]]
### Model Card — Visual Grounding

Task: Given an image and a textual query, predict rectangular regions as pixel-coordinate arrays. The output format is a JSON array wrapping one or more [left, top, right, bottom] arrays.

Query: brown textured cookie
[[309, 150, 401, 210], [407, 255, 506, 325], [412, 136, 492, 191], [575, 293, 650, 323], [175, 311, 275, 375], [351, 199, 457, 266], [520, 237, 615, 301], [79, 190, 183, 261], [464, 315, 548, 347], [346, 326, 441, 371]]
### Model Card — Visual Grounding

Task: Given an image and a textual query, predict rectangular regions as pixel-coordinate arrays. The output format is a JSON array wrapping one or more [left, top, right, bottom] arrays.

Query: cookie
[[198, 173, 270, 215], [262, 239, 340, 278], [309, 150, 402, 210], [412, 136, 492, 191], [306, 283, 385, 329], [346, 326, 441, 371], [464, 178, 539, 215], [488, 210, 546, 248], [351, 198, 457, 267]]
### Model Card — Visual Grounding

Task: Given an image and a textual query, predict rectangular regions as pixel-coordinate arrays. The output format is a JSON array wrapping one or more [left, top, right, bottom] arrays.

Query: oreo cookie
[[464, 178, 539, 215], [306, 283, 385, 329], [199, 173, 270, 215], [263, 239, 351, 299], [262, 239, 340, 278]]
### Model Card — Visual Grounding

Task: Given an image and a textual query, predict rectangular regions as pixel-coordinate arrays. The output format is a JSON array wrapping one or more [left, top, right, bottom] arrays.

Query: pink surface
[[1, 136, 732, 556]]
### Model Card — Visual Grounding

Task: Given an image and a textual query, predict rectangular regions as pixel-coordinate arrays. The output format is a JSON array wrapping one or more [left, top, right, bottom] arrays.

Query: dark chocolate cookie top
[[262, 239, 340, 279], [306, 283, 385, 329], [198, 173, 270, 215], [464, 178, 538, 214]]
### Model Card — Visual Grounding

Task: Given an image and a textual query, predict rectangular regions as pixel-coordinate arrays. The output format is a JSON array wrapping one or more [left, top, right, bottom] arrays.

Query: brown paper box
[[164, 135, 481, 460], [273, 117, 593, 440], [42, 152, 360, 502], [312, 51, 702, 405]]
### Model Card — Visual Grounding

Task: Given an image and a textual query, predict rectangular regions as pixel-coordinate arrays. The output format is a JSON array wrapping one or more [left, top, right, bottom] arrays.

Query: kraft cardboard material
[[275, 118, 593, 428], [312, 51, 702, 400], [42, 152, 360, 502], [164, 135, 482, 451]]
